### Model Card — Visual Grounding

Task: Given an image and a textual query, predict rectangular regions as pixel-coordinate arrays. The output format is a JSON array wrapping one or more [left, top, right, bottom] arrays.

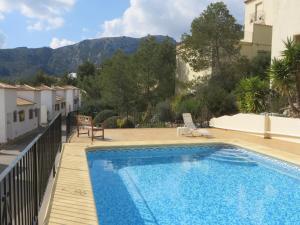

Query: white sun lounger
[[182, 113, 212, 137]]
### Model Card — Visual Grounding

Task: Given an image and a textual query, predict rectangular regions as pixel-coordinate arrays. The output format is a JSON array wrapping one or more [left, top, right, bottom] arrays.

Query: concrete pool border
[[47, 138, 300, 225]]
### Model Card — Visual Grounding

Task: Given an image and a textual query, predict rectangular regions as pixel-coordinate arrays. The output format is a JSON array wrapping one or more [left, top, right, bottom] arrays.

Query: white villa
[[37, 84, 57, 124], [54, 86, 67, 117], [63, 85, 81, 114], [0, 82, 81, 144], [0, 82, 39, 143], [177, 0, 300, 86], [241, 0, 300, 59], [15, 84, 41, 124]]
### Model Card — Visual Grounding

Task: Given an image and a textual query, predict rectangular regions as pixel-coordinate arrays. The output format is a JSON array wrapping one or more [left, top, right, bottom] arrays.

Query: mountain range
[[0, 35, 175, 79]]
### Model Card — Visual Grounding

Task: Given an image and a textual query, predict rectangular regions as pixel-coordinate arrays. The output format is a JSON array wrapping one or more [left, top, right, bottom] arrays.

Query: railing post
[[33, 143, 39, 225]]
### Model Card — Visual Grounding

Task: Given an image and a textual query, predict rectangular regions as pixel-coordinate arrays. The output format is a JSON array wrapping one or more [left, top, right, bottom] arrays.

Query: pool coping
[[47, 138, 300, 225]]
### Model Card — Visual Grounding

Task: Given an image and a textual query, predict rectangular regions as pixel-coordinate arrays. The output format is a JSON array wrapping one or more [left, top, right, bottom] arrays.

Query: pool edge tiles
[[47, 144, 99, 225]]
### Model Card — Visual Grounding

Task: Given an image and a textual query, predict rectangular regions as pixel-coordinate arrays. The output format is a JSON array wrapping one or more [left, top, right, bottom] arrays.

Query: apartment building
[[241, 0, 300, 59], [36, 84, 56, 124], [63, 85, 81, 114], [0, 83, 39, 143], [54, 86, 67, 117]]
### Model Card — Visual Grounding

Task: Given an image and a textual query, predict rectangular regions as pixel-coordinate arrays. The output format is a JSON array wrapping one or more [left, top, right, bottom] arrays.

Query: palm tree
[[282, 38, 300, 108], [269, 58, 298, 114]]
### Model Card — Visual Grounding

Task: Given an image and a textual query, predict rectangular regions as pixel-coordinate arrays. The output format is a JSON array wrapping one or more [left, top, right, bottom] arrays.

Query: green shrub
[[172, 96, 201, 120], [103, 116, 120, 128], [94, 110, 117, 125], [117, 117, 135, 128], [235, 76, 269, 113]]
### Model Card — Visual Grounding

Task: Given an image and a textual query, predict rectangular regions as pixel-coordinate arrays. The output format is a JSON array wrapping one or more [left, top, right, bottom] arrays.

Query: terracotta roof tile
[[15, 84, 41, 91], [62, 85, 79, 90], [36, 84, 54, 90], [0, 82, 17, 89], [16, 97, 35, 106]]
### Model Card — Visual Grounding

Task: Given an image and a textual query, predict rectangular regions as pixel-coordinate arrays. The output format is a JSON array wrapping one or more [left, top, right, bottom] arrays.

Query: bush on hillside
[[103, 116, 120, 128], [94, 110, 117, 125], [117, 117, 135, 128]]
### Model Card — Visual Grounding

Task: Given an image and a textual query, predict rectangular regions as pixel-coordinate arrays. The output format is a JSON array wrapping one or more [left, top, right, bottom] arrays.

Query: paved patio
[[46, 128, 300, 225]]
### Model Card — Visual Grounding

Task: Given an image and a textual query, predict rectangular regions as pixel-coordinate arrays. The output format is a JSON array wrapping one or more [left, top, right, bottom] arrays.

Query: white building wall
[[40, 90, 56, 121], [210, 113, 300, 143], [271, 0, 300, 58], [65, 89, 74, 114], [17, 91, 41, 108], [11, 105, 39, 140], [243, 0, 300, 58], [4, 89, 17, 142], [243, 0, 275, 42], [0, 89, 7, 143]]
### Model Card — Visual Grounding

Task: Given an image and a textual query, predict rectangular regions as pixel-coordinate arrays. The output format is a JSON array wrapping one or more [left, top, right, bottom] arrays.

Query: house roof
[[0, 82, 17, 89], [36, 84, 54, 91], [56, 95, 65, 102], [54, 86, 65, 91], [62, 85, 79, 90], [16, 97, 36, 106], [15, 84, 41, 91]]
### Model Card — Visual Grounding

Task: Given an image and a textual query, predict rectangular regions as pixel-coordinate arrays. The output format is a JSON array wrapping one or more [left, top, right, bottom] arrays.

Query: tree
[[77, 61, 96, 79], [281, 38, 300, 108], [180, 2, 242, 75], [236, 76, 269, 113], [269, 58, 297, 114], [31, 70, 57, 86], [100, 51, 137, 116], [134, 36, 176, 109]]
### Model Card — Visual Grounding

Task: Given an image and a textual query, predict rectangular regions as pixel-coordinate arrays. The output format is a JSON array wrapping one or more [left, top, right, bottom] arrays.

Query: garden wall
[[210, 113, 300, 143]]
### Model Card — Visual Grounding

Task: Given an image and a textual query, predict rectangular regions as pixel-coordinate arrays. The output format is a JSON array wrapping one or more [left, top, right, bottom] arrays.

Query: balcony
[[250, 11, 265, 24]]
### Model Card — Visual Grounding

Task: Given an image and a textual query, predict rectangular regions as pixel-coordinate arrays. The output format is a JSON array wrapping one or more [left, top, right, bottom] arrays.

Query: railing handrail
[[0, 113, 61, 182]]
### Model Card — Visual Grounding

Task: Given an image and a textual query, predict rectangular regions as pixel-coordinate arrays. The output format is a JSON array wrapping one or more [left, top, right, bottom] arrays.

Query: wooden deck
[[46, 128, 300, 225]]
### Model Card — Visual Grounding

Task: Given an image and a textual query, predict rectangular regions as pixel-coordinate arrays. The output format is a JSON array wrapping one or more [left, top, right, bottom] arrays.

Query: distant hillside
[[0, 35, 175, 79]]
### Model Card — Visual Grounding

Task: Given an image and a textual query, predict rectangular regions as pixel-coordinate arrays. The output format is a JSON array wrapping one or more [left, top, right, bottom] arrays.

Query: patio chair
[[182, 113, 212, 138], [76, 115, 104, 141]]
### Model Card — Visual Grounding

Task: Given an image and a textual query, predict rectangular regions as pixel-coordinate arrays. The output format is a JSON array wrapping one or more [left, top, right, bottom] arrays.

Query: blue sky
[[0, 0, 244, 49]]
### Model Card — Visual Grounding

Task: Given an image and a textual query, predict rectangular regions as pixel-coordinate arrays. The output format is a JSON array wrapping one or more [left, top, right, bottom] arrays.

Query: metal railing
[[0, 114, 62, 225], [66, 111, 77, 142]]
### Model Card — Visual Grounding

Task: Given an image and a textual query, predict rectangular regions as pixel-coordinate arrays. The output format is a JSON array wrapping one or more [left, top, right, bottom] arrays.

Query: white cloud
[[50, 37, 76, 49], [0, 0, 75, 30], [100, 0, 244, 41]]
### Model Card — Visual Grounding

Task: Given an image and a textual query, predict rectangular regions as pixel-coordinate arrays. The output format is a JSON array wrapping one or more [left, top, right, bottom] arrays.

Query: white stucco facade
[[38, 85, 56, 122], [242, 0, 300, 59], [0, 83, 39, 143], [63, 86, 80, 114], [16, 85, 41, 124], [54, 86, 67, 117]]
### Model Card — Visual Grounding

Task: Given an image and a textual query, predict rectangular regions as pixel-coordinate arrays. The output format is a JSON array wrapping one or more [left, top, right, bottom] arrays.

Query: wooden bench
[[76, 115, 104, 141]]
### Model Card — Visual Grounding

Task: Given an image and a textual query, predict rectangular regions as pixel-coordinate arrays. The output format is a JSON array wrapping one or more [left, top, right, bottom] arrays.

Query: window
[[55, 104, 60, 111], [35, 108, 39, 117], [29, 109, 33, 119], [255, 2, 263, 21], [61, 102, 65, 109], [19, 110, 25, 122], [13, 111, 17, 122]]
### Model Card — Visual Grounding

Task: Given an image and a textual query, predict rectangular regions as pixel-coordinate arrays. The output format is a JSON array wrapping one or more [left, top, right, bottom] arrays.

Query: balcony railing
[[0, 114, 62, 225]]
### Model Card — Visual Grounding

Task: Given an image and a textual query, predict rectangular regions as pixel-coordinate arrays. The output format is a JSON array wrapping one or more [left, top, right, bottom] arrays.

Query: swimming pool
[[87, 144, 300, 225]]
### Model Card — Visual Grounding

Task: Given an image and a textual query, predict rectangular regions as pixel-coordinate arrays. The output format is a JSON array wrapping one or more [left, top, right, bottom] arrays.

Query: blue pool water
[[87, 144, 300, 225]]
